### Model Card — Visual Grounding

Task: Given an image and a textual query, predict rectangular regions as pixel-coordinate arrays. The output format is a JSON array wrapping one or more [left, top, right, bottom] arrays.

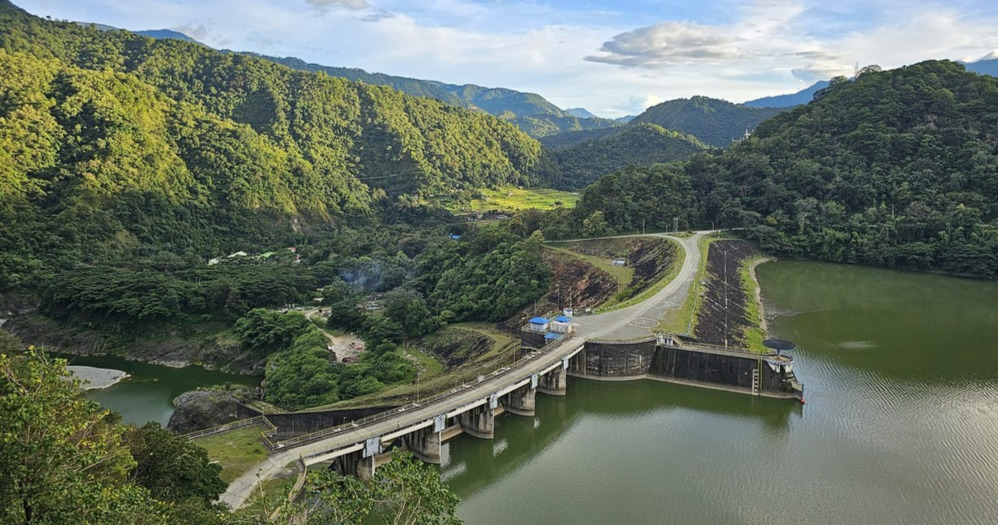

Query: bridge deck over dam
[[219, 231, 803, 509]]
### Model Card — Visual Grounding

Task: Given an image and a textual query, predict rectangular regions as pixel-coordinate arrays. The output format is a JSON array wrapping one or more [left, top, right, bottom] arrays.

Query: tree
[[265, 450, 460, 525], [233, 308, 314, 356], [123, 422, 227, 504], [382, 289, 437, 339], [370, 450, 460, 525], [582, 210, 610, 238], [0, 335, 164, 524]]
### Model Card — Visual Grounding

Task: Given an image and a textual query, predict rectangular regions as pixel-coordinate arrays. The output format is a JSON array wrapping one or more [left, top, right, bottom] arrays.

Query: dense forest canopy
[[627, 96, 787, 148], [259, 54, 621, 138], [537, 123, 708, 190], [558, 61, 998, 277], [0, 1, 543, 288]]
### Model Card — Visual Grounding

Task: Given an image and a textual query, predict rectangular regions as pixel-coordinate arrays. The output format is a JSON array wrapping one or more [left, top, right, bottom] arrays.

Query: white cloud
[[305, 0, 369, 12], [586, 22, 745, 67], [12, 0, 998, 118], [614, 95, 665, 115]]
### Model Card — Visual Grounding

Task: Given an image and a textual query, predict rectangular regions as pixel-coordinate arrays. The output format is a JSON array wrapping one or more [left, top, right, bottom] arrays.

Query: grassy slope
[[194, 427, 269, 484], [545, 244, 633, 287], [739, 256, 770, 352], [547, 237, 682, 312]]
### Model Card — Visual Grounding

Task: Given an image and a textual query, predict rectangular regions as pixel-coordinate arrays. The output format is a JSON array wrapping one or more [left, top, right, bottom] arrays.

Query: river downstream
[[59, 354, 259, 427], [443, 261, 998, 525]]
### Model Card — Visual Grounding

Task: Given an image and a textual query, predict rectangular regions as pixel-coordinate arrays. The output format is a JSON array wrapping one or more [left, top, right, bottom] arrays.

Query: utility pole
[[673, 217, 678, 233], [642, 218, 645, 235]]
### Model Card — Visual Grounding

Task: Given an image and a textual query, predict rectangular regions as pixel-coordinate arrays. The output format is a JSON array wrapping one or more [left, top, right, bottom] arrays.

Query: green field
[[469, 187, 579, 212], [432, 187, 579, 214], [193, 427, 268, 484]]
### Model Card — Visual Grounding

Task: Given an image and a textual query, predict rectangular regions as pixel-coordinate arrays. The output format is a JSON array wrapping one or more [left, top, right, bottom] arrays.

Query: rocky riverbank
[[68, 365, 129, 390]]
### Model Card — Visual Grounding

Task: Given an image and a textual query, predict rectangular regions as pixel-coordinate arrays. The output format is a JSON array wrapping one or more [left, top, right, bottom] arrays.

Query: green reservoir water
[[444, 261, 998, 525], [59, 354, 259, 427]]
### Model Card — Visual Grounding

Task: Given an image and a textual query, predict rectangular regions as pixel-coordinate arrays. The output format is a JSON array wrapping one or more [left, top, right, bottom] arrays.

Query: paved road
[[220, 231, 706, 510]]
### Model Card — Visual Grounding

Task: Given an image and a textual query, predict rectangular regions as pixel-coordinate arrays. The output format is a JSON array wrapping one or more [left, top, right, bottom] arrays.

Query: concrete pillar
[[538, 365, 567, 396], [404, 426, 443, 464], [458, 403, 495, 439], [502, 383, 536, 416], [332, 450, 376, 480]]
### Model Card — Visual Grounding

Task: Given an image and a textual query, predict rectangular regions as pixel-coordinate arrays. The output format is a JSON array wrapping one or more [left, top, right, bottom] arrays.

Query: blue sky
[[15, 0, 998, 117]]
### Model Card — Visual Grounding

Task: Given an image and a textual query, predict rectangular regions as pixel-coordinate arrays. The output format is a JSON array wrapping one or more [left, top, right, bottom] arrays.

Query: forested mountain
[[564, 61, 998, 277], [565, 108, 597, 118], [538, 124, 708, 190], [966, 57, 998, 77], [0, 0, 543, 287], [744, 81, 830, 108], [538, 127, 618, 150], [627, 96, 787, 147], [135, 29, 204, 44], [258, 54, 620, 138]]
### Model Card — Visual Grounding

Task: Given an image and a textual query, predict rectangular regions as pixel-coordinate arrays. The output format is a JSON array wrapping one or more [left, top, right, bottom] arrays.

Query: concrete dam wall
[[566, 336, 802, 400]]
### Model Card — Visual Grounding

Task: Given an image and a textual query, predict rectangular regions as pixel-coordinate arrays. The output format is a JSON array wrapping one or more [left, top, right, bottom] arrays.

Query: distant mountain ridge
[[565, 107, 597, 118], [258, 55, 619, 138], [965, 57, 998, 76], [539, 123, 708, 190], [744, 81, 830, 108], [628, 96, 787, 148], [136, 29, 203, 44], [133, 27, 618, 138]]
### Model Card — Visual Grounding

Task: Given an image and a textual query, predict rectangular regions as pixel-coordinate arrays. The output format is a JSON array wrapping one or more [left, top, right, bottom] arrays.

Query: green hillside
[[263, 55, 620, 138], [0, 1, 544, 286], [562, 61, 998, 277], [539, 123, 708, 190], [703, 62, 998, 275], [628, 96, 786, 147]]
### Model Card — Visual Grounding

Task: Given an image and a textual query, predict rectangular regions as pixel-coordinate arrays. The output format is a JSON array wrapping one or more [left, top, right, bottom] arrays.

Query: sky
[[14, 0, 998, 118]]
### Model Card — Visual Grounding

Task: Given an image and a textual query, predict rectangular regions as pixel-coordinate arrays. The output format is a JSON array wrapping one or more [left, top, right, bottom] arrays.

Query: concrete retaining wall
[[237, 403, 399, 440], [571, 338, 658, 377], [567, 340, 796, 397]]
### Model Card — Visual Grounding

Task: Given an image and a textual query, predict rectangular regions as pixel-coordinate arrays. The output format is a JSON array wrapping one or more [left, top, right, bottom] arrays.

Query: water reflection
[[443, 377, 801, 498]]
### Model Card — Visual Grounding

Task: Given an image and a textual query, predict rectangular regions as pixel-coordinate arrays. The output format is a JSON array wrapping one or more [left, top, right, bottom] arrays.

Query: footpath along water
[[444, 261, 998, 525], [57, 353, 259, 427]]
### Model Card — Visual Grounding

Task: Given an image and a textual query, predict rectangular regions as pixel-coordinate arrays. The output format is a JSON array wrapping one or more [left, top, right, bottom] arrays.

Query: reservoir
[[59, 353, 259, 427], [443, 261, 998, 524]]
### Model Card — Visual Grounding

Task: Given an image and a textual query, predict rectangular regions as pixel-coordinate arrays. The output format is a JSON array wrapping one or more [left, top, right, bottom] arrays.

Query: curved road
[[221, 231, 706, 509]]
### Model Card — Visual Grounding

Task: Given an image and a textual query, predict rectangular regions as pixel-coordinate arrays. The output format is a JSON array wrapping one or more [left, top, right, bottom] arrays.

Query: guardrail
[[263, 334, 579, 451], [676, 339, 773, 357], [268, 456, 309, 522], [184, 415, 276, 441]]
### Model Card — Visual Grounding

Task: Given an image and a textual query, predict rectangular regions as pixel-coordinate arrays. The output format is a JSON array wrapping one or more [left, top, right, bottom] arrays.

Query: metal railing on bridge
[[183, 415, 276, 441], [262, 334, 577, 451]]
